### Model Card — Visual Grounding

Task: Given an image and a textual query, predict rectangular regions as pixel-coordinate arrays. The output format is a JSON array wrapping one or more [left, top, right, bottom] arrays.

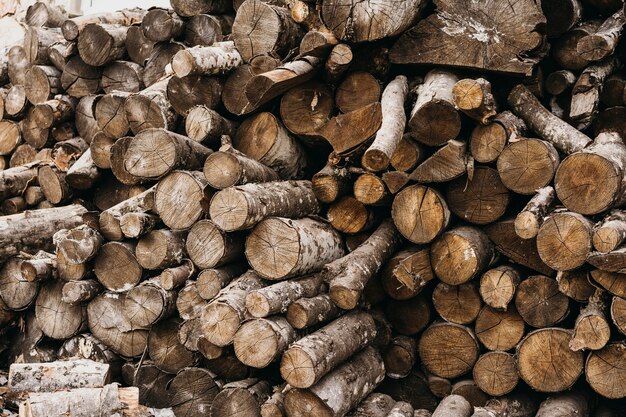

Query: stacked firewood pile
[[2, 0, 626, 415]]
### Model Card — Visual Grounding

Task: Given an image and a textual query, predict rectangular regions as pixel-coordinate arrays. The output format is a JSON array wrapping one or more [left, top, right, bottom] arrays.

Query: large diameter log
[[577, 9, 625, 62], [172, 41, 243, 77], [392, 185, 449, 244], [184, 14, 231, 47], [497, 138, 559, 195], [148, 318, 199, 374], [166, 74, 223, 116], [515, 275, 569, 328], [154, 170, 212, 230], [245, 274, 323, 318], [36, 279, 86, 339], [0, 205, 87, 261], [141, 8, 184, 42], [143, 41, 184, 87], [418, 322, 479, 379], [186, 219, 244, 269], [280, 81, 334, 143], [26, 2, 68, 28], [557, 269, 595, 302], [385, 294, 431, 336], [204, 144, 278, 189], [281, 311, 377, 388], [283, 347, 385, 417], [62, 9, 147, 41], [9, 359, 109, 392], [94, 242, 143, 292], [209, 379, 272, 417], [94, 92, 131, 139], [433, 282, 482, 325], [209, 180, 319, 231], [101, 60, 144, 93], [169, 367, 220, 417], [335, 71, 381, 114], [475, 306, 525, 351], [24, 65, 61, 105], [536, 211, 593, 271], [231, 0, 304, 62], [246, 217, 345, 280], [323, 219, 404, 310], [124, 128, 213, 179], [586, 342, 626, 398], [77, 23, 128, 67], [136, 229, 186, 270], [125, 77, 178, 134], [516, 328, 583, 392], [61, 56, 101, 98], [508, 84, 591, 154], [234, 316, 297, 368], [0, 257, 39, 311]]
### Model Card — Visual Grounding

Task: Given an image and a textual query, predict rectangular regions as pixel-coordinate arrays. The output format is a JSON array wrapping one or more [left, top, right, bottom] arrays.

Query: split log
[[569, 57, 618, 129], [536, 210, 593, 271], [154, 170, 211, 230], [318, 104, 382, 157], [101, 61, 144, 93], [61, 9, 147, 41], [222, 56, 280, 116], [431, 395, 472, 417], [409, 140, 467, 183], [452, 78, 497, 124], [125, 77, 178, 134], [577, 9, 625, 62], [479, 265, 521, 311], [381, 247, 434, 300], [93, 242, 143, 292], [516, 328, 583, 392], [172, 41, 243, 77], [514, 186, 556, 239], [508, 84, 592, 154], [432, 282, 482, 325], [557, 268, 595, 302], [209, 180, 319, 232], [55, 224, 103, 265], [245, 273, 322, 317], [60, 56, 101, 98], [233, 112, 307, 179], [99, 185, 155, 241], [186, 219, 244, 269], [210, 379, 273, 417], [186, 106, 238, 145], [136, 229, 186, 270], [392, 185, 450, 244], [570, 289, 610, 351], [286, 294, 340, 330], [283, 347, 385, 417], [62, 279, 102, 304], [142, 8, 185, 42], [431, 226, 495, 285], [497, 138, 559, 195], [24, 65, 61, 105], [77, 23, 128, 67], [323, 219, 403, 310], [203, 143, 278, 189], [419, 322, 479, 379], [475, 306, 525, 352], [196, 263, 248, 300], [166, 74, 223, 116], [391, 134, 424, 172], [335, 71, 381, 114], [9, 359, 108, 392], [234, 316, 297, 368], [231, 0, 303, 62]]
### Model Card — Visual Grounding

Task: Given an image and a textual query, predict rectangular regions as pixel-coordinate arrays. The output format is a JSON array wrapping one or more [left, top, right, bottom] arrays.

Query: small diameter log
[[186, 219, 245, 269], [169, 367, 220, 417], [497, 138, 559, 195], [186, 106, 238, 145], [283, 347, 385, 417], [99, 185, 155, 241], [24, 27, 65, 65], [323, 219, 403, 310], [431, 395, 472, 417], [234, 316, 297, 368], [5, 85, 29, 118], [154, 170, 212, 230], [383, 336, 417, 379], [94, 241, 143, 292], [286, 294, 340, 330], [0, 257, 39, 311], [148, 318, 199, 374], [61, 56, 101, 98], [66, 149, 100, 190], [570, 289, 611, 351], [472, 352, 519, 397], [245, 273, 323, 318], [409, 139, 467, 183], [280, 81, 334, 143], [452, 78, 497, 124], [141, 8, 184, 42], [516, 328, 583, 392], [353, 173, 390, 206], [61, 279, 102, 304], [545, 70, 577, 95], [301, 30, 339, 58], [222, 56, 281, 116], [24, 65, 62, 105], [196, 263, 248, 300], [409, 69, 461, 147], [0, 165, 39, 201], [352, 393, 396, 417], [9, 359, 109, 392], [0, 120, 21, 156], [418, 322, 479, 379], [8, 45, 29, 86], [536, 211, 593, 271], [204, 143, 278, 189], [77, 23, 128, 67], [431, 226, 494, 285], [362, 75, 409, 172], [392, 185, 450, 244], [233, 112, 307, 180], [385, 294, 431, 336], [209, 180, 319, 232], [569, 58, 618, 129], [577, 9, 625, 62], [48, 41, 77, 72], [110, 137, 141, 186], [56, 249, 89, 282], [55, 225, 103, 265], [136, 229, 186, 270], [515, 275, 569, 328], [184, 14, 231, 47], [335, 71, 381, 113], [158, 260, 195, 290], [124, 128, 213, 180], [94, 92, 131, 139], [101, 61, 144, 93], [475, 306, 525, 352], [177, 281, 208, 320], [200, 271, 266, 346], [125, 77, 178, 134], [36, 279, 86, 339], [381, 247, 434, 300], [231, 0, 304, 62], [601, 74, 626, 107], [514, 186, 556, 239], [432, 282, 482, 325], [508, 84, 592, 154], [19, 251, 55, 282], [586, 342, 626, 398], [312, 164, 353, 202], [479, 266, 521, 311], [593, 210, 626, 253], [542, 0, 582, 38], [210, 379, 273, 417]]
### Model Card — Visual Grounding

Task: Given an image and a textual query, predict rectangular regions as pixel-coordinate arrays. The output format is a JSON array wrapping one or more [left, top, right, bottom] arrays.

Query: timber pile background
[[1, 0, 626, 416]]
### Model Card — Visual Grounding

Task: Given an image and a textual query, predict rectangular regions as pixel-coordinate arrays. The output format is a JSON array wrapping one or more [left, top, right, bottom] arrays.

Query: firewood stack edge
[[2, 0, 626, 415]]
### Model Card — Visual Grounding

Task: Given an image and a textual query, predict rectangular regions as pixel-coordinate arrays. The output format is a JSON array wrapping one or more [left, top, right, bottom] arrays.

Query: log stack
[[2, 0, 626, 416]]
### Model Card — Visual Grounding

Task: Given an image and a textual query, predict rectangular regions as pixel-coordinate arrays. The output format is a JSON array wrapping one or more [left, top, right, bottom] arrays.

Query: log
[[479, 265, 521, 311], [300, 30, 339, 58], [93, 242, 143, 292], [431, 226, 495, 285], [475, 306, 525, 351], [534, 389, 591, 416], [0, 120, 21, 157], [601, 74, 626, 106], [24, 27, 64, 65], [233, 112, 307, 179], [326, 196, 376, 235], [545, 70, 577, 95], [203, 143, 278, 189], [177, 280, 208, 320], [283, 347, 385, 417], [383, 335, 417, 380], [186, 106, 238, 145], [323, 219, 403, 310], [168, 367, 220, 417], [586, 342, 626, 398], [222, 56, 280, 115], [186, 219, 244, 269], [418, 322, 479, 379], [141, 8, 185, 42], [508, 84, 592, 154], [9, 359, 109, 392], [56, 248, 89, 282], [24, 65, 61, 105], [280, 81, 333, 143], [61, 279, 102, 304], [353, 393, 396, 417], [5, 85, 29, 118], [570, 289, 610, 351], [54, 224, 103, 265], [0, 257, 38, 311], [35, 279, 86, 339], [8, 45, 29, 86], [148, 318, 199, 373], [514, 186, 556, 239], [196, 263, 248, 300], [515, 274, 569, 327], [125, 25, 155, 65], [110, 136, 142, 186], [409, 140, 467, 183], [170, 0, 232, 17], [391, 134, 424, 172], [101, 61, 144, 93], [577, 9, 625, 62], [390, 0, 546, 76], [48, 41, 77, 72], [335, 71, 381, 114], [450, 379, 488, 408], [184, 14, 231, 47], [281, 311, 376, 388], [353, 173, 390, 206], [245, 273, 322, 317], [135, 229, 186, 270], [75, 95, 100, 144], [542, 0, 583, 38], [60, 56, 101, 98], [121, 361, 171, 408], [209, 180, 319, 231], [392, 185, 450, 244], [61, 9, 147, 41], [381, 247, 434, 300], [19, 250, 55, 282], [432, 282, 482, 325], [452, 78, 497, 124], [593, 210, 626, 253], [431, 395, 472, 417], [497, 138, 559, 195], [557, 268, 595, 302], [286, 294, 340, 330], [26, 2, 68, 28], [171, 41, 243, 77], [77, 23, 128, 67], [536, 210, 593, 271], [385, 294, 431, 336], [231, 0, 303, 62], [210, 379, 273, 417], [158, 260, 195, 290], [125, 77, 178, 134], [166, 74, 223, 116], [234, 316, 297, 368], [99, 185, 155, 241], [66, 149, 100, 190], [569, 57, 618, 129], [516, 328, 583, 392], [472, 352, 518, 397], [154, 170, 211, 230], [1, 196, 26, 214]]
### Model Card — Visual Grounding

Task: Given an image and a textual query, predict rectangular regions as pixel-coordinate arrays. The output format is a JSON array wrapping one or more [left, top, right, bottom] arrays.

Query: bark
[[18, 250, 55, 283], [479, 265, 521, 311], [141, 8, 185, 42], [392, 185, 450, 244], [101, 61, 144, 93], [186, 219, 245, 269], [245, 273, 323, 318], [172, 41, 242, 78], [497, 138, 559, 195], [135, 229, 186, 270], [450, 379, 488, 408], [233, 316, 297, 368], [66, 149, 100, 190], [323, 219, 404, 310], [47, 41, 77, 72], [56, 247, 89, 282], [61, 9, 147, 41], [381, 247, 433, 300], [516, 328, 583, 392], [210, 379, 273, 417], [125, 77, 178, 134], [60, 56, 101, 98], [508, 84, 592, 154], [430, 395, 472, 417], [26, 2, 67, 28], [543, 0, 583, 38], [93, 242, 144, 292], [535, 389, 591, 416], [186, 106, 238, 145], [570, 289, 610, 351], [514, 186, 555, 239], [167, 74, 223, 116], [170, 0, 232, 17], [409, 140, 467, 183], [99, 185, 156, 241], [452, 78, 497, 124], [0, 165, 38, 201], [158, 260, 195, 290], [209, 180, 319, 231], [432, 282, 482, 325], [286, 294, 340, 330], [577, 9, 625, 61], [177, 280, 208, 320], [352, 393, 396, 417], [283, 347, 385, 417], [154, 170, 212, 230], [61, 279, 102, 304], [59, 334, 122, 380], [335, 71, 381, 113], [24, 65, 61, 105], [536, 210, 593, 271], [569, 57, 618, 129], [9, 359, 109, 392], [418, 322, 479, 379], [196, 263, 248, 300], [8, 45, 29, 86], [556, 268, 595, 302], [233, 112, 308, 179]]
